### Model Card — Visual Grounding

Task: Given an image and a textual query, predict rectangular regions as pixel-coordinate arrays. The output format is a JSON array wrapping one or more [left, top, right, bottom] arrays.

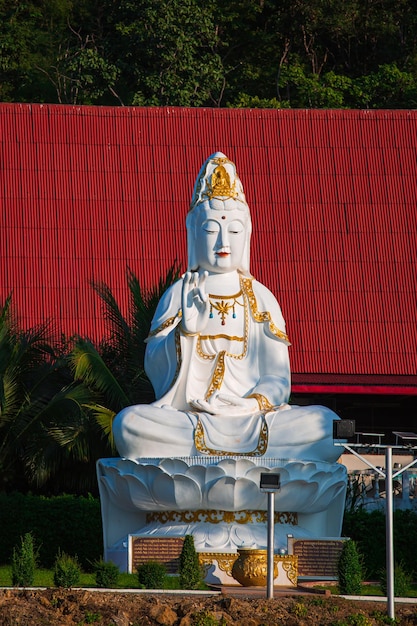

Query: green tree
[[102, 0, 224, 106], [179, 535, 202, 590], [0, 264, 180, 495], [0, 294, 59, 490], [0, 0, 120, 104], [224, 0, 417, 108], [0, 295, 112, 494], [11, 532, 38, 587], [69, 263, 181, 449], [355, 63, 417, 108], [2, 0, 417, 107], [337, 539, 363, 595]]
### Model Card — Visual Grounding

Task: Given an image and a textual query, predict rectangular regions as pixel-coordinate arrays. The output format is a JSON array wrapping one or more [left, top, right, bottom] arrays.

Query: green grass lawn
[[0, 566, 190, 590], [0, 565, 141, 589], [314, 583, 417, 597], [1, 565, 415, 596]]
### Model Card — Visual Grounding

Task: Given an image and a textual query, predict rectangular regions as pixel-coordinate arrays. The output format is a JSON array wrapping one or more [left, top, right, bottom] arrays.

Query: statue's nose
[[218, 227, 230, 248]]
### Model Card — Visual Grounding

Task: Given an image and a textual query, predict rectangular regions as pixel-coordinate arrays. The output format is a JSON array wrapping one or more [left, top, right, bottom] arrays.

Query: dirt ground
[[0, 588, 416, 626]]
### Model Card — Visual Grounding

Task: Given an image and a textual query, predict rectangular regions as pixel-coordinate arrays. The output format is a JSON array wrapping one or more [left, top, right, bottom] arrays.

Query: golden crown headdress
[[189, 153, 247, 211]]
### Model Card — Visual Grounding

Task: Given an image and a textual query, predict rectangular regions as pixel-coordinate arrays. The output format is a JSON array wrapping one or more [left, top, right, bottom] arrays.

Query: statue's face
[[194, 207, 247, 274]]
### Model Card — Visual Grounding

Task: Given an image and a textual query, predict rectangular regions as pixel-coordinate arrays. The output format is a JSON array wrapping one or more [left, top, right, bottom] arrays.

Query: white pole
[[267, 491, 274, 599], [385, 446, 395, 620]]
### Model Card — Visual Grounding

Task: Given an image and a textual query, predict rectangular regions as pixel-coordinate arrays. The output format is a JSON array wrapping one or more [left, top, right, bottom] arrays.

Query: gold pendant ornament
[[209, 290, 243, 325]]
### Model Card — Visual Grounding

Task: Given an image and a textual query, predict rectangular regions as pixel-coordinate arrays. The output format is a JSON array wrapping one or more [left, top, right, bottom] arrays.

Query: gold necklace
[[209, 290, 244, 325]]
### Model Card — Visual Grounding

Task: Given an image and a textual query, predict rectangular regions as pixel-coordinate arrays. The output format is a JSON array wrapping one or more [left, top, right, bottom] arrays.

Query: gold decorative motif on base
[[199, 552, 239, 579], [282, 556, 298, 586], [146, 509, 298, 525], [198, 550, 298, 587]]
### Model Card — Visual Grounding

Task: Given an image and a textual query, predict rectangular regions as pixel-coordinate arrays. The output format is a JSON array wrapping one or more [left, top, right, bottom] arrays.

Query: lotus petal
[[124, 474, 161, 509], [216, 459, 239, 477], [274, 480, 318, 511], [159, 458, 190, 474], [99, 471, 138, 512], [152, 472, 202, 509], [233, 459, 257, 477], [231, 524, 257, 548], [204, 464, 228, 483], [185, 465, 208, 485], [205, 524, 230, 549], [304, 480, 347, 513], [207, 476, 262, 510]]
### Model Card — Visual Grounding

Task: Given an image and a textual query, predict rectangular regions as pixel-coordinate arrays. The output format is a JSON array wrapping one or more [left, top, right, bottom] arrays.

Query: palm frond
[[128, 261, 181, 348], [70, 338, 129, 410], [86, 404, 117, 451], [0, 294, 13, 329], [0, 375, 20, 422], [90, 279, 131, 352]]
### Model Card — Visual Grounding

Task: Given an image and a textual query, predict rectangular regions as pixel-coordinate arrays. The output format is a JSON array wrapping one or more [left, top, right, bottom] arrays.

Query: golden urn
[[231, 548, 278, 587]]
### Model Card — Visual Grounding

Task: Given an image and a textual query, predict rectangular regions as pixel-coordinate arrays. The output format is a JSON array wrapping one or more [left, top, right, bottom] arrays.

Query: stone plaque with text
[[288, 538, 347, 579], [129, 536, 185, 574]]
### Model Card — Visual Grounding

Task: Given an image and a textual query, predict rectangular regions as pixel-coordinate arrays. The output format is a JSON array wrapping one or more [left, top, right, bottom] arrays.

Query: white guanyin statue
[[98, 153, 347, 580], [113, 153, 340, 461]]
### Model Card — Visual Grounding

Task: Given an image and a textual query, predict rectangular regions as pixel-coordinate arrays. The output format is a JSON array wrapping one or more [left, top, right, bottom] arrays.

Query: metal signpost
[[260, 473, 281, 599]]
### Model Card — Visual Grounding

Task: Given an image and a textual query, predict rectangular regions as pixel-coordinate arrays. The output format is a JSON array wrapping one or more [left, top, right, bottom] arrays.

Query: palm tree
[[69, 263, 181, 452], [0, 264, 181, 494], [0, 296, 114, 494]]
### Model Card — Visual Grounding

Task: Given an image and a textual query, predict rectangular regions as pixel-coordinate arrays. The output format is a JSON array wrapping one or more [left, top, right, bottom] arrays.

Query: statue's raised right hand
[[181, 271, 210, 334]]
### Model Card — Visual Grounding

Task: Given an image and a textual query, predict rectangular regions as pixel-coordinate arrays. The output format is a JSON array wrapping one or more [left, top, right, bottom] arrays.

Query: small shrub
[[11, 532, 37, 587], [379, 562, 413, 597], [192, 611, 226, 626], [338, 540, 363, 595], [137, 561, 166, 589], [179, 534, 202, 590], [53, 550, 81, 588], [331, 615, 372, 626], [291, 601, 308, 617], [347, 614, 372, 626], [370, 610, 396, 624], [84, 612, 102, 623], [93, 558, 120, 588]]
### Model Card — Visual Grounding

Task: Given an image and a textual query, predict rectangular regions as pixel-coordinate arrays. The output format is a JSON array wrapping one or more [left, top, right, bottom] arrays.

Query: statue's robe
[[113, 275, 340, 462]]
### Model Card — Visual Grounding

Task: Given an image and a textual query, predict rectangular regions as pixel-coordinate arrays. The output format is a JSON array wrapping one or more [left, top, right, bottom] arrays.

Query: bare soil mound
[[0, 588, 416, 625]]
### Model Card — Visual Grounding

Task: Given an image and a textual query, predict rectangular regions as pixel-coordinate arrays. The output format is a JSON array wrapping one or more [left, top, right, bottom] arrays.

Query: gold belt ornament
[[146, 509, 298, 525]]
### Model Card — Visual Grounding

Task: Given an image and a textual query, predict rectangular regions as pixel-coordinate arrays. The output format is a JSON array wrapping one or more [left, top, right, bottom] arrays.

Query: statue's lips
[[216, 252, 230, 257]]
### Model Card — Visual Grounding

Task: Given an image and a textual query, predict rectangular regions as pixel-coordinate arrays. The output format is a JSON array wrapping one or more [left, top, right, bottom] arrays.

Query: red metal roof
[[1, 104, 416, 394]]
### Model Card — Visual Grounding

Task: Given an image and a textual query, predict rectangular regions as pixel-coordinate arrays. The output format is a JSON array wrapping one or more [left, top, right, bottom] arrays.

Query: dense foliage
[[380, 562, 413, 597], [0, 492, 102, 570], [179, 535, 202, 590], [11, 532, 37, 587], [0, 295, 105, 495], [343, 509, 417, 579], [0, 265, 179, 495], [53, 550, 81, 588], [93, 558, 120, 588], [1, 0, 417, 108], [1, 499, 416, 587], [337, 539, 363, 595], [137, 561, 167, 589]]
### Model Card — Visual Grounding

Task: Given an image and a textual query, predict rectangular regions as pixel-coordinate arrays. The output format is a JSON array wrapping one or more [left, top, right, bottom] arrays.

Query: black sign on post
[[333, 419, 356, 439], [260, 473, 281, 491]]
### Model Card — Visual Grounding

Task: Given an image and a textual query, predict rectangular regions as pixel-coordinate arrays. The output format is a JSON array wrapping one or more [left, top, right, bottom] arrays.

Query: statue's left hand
[[190, 393, 258, 416]]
